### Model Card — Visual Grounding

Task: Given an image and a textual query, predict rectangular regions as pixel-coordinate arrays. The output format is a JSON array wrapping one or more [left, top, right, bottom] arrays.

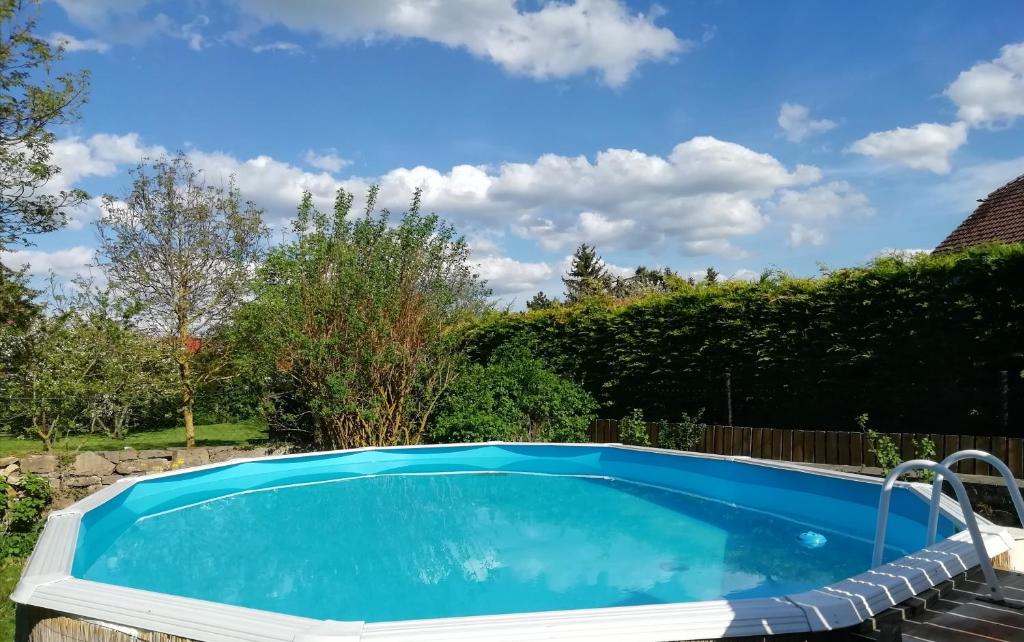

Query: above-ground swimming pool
[[14, 444, 1014, 642]]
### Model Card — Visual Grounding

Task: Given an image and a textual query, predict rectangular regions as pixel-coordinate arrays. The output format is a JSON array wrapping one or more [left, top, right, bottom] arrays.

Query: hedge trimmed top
[[463, 245, 1024, 436]]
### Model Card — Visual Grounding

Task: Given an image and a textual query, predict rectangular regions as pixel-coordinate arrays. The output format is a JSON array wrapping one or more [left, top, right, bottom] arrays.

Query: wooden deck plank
[[904, 619, 1011, 642], [929, 600, 1024, 631], [900, 569, 1024, 642]]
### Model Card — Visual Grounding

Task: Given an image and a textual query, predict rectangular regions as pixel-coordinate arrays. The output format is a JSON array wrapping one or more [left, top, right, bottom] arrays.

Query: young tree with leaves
[[0, 308, 92, 450], [0, 282, 175, 448], [526, 291, 558, 311], [53, 281, 176, 438], [0, 0, 89, 251], [235, 187, 490, 450], [0, 263, 39, 329], [562, 243, 611, 303], [97, 155, 266, 447]]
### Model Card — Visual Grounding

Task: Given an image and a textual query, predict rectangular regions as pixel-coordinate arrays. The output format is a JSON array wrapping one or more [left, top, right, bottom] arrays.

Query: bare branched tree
[[97, 155, 266, 447]]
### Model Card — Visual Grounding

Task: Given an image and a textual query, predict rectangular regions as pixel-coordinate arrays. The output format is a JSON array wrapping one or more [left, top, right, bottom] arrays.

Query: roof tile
[[935, 173, 1024, 253]]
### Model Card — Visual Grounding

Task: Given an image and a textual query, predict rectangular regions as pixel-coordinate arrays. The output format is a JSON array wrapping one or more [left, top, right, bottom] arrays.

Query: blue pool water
[[72, 445, 956, 622]]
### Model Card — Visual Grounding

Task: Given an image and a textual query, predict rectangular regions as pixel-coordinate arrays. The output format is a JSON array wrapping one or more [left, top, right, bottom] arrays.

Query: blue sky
[[6, 0, 1024, 304]]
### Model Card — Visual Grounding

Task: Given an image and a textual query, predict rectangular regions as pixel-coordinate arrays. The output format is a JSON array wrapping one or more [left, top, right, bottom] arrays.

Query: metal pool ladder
[[871, 457, 1009, 603], [926, 449, 1024, 546]]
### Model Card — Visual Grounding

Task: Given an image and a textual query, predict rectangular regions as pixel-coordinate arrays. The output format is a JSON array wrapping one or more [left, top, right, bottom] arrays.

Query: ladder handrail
[[927, 449, 1024, 546], [873, 459, 1006, 602]]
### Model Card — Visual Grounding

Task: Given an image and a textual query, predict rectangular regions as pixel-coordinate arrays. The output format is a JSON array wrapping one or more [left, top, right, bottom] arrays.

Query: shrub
[[659, 409, 706, 451], [862, 413, 937, 481], [618, 408, 650, 446], [235, 188, 489, 450], [429, 346, 597, 444], [1, 474, 53, 559], [193, 377, 263, 425], [913, 436, 938, 482], [866, 428, 901, 474]]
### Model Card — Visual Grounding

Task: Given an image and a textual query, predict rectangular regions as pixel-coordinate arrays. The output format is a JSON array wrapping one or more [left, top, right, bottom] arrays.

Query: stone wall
[[0, 445, 288, 501]]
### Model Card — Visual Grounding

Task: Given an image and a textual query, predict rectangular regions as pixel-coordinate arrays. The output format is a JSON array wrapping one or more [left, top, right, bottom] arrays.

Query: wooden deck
[[865, 567, 1024, 642]]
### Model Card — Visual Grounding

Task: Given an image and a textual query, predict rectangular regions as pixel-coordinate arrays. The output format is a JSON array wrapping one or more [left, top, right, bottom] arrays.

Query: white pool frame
[[12, 443, 1015, 642]]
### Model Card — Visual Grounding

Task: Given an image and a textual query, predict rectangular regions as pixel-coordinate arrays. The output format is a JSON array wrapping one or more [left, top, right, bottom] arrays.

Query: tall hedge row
[[463, 246, 1024, 436]]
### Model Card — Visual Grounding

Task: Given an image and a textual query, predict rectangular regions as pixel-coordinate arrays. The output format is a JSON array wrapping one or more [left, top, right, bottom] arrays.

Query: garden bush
[[429, 346, 597, 443], [618, 409, 650, 446], [862, 413, 937, 480], [659, 410, 707, 451], [235, 188, 489, 450], [1, 473, 52, 559]]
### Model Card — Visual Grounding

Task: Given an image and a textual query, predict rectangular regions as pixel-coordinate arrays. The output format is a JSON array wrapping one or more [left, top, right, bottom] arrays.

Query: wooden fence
[[589, 419, 1024, 479]]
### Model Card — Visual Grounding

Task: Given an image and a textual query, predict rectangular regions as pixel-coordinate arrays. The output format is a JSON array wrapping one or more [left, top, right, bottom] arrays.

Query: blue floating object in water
[[798, 531, 827, 548]]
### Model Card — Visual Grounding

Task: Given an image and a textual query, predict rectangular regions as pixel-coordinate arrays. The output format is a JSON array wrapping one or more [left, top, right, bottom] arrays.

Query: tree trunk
[[36, 411, 52, 452], [182, 393, 195, 448], [177, 355, 196, 448], [177, 307, 196, 448]]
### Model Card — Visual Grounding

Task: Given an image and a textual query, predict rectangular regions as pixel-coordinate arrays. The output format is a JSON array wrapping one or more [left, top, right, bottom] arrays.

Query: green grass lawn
[[0, 558, 22, 642], [0, 420, 268, 457]]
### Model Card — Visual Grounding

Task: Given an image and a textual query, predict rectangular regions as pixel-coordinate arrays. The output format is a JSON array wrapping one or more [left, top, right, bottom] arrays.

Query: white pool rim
[[12, 442, 1014, 642]]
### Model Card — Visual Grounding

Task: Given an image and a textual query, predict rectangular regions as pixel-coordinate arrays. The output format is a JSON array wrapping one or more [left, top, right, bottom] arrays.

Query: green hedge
[[463, 245, 1024, 435]]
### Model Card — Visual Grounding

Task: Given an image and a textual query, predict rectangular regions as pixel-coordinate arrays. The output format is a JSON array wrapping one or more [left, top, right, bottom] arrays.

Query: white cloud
[[44, 133, 349, 226], [48, 31, 111, 53], [787, 223, 826, 247], [850, 42, 1024, 175], [491, 137, 821, 253], [0, 246, 96, 278], [252, 41, 303, 55], [50, 131, 849, 261], [176, 15, 209, 51], [231, 0, 686, 86], [774, 181, 873, 221], [474, 254, 554, 296], [946, 42, 1024, 127], [55, 0, 208, 49], [56, 1, 683, 84], [778, 103, 836, 142], [604, 261, 635, 279], [848, 121, 968, 174], [48, 133, 167, 192], [303, 150, 350, 173], [55, 0, 147, 31], [520, 211, 638, 251], [188, 150, 343, 220], [253, 135, 818, 256], [729, 268, 759, 282], [681, 238, 747, 257]]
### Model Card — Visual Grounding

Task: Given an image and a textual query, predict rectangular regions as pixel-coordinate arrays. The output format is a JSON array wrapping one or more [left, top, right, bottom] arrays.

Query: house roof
[[935, 173, 1024, 253]]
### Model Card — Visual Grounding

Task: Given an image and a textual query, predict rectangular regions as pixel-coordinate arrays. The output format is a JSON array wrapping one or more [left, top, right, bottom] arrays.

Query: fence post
[[725, 369, 733, 427], [1000, 369, 1009, 436]]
